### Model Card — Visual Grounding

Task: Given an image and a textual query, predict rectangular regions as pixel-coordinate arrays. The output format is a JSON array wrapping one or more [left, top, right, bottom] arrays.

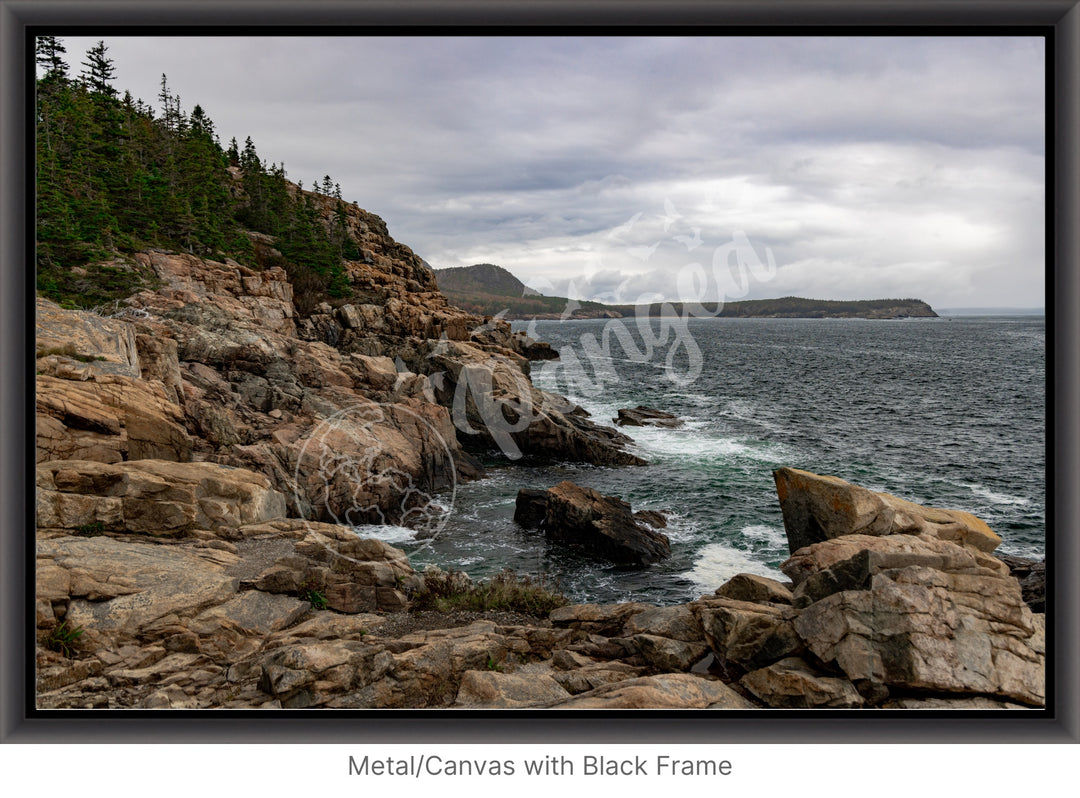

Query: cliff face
[[33, 185, 652, 707], [36, 185, 643, 529]]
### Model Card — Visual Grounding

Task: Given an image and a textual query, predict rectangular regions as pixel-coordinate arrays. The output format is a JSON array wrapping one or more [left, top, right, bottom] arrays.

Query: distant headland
[[434, 263, 938, 320]]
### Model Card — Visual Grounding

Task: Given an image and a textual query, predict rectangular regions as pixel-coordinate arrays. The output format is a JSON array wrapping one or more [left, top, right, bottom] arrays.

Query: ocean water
[[365, 315, 1046, 606]]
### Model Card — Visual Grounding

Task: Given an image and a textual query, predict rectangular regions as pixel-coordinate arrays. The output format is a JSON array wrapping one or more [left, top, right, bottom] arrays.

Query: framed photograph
[[3, 0, 1076, 755]]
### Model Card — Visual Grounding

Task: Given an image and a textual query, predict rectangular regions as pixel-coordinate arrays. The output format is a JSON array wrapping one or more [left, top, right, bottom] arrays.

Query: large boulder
[[550, 648, 644, 684], [631, 634, 710, 672], [714, 573, 794, 605], [236, 518, 418, 614], [507, 331, 559, 362], [780, 531, 1008, 588], [682, 470, 1047, 709], [622, 604, 705, 643], [258, 640, 394, 708], [691, 596, 803, 673], [783, 535, 1044, 706], [773, 467, 1002, 554], [613, 406, 684, 428], [513, 488, 549, 529], [550, 602, 654, 636], [541, 481, 671, 565], [740, 656, 865, 709]]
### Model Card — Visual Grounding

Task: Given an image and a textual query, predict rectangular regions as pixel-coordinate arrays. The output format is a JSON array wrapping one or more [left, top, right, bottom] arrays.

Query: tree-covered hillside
[[435, 264, 533, 297], [607, 296, 939, 319], [433, 263, 623, 318], [35, 37, 359, 311]]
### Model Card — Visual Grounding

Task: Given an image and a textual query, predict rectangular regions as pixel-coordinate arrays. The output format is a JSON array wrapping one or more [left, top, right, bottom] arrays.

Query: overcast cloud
[[57, 35, 1046, 308]]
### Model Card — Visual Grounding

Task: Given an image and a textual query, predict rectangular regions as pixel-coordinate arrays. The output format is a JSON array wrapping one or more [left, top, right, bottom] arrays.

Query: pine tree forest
[[35, 37, 358, 310]]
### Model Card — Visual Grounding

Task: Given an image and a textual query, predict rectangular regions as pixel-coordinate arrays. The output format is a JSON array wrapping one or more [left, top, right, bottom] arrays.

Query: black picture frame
[[2, 0, 1076, 744]]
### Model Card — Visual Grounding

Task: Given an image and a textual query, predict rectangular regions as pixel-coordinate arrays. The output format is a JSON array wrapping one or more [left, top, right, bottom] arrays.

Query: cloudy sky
[[58, 35, 1046, 309]]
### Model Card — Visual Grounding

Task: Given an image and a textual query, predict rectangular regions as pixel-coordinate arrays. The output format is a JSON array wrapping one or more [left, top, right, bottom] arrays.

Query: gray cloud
[[57, 35, 1046, 308]]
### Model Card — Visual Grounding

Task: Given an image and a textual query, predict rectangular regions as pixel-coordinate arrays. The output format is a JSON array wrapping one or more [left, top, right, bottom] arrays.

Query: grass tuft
[[46, 620, 84, 658], [410, 567, 568, 616], [298, 581, 328, 610]]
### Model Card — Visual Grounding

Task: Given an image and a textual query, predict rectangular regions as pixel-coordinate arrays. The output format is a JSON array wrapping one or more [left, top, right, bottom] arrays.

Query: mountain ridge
[[435, 263, 540, 298], [432, 264, 938, 320]]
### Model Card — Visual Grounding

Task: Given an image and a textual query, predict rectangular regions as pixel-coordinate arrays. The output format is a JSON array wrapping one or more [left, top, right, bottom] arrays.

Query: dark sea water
[[360, 315, 1046, 606]]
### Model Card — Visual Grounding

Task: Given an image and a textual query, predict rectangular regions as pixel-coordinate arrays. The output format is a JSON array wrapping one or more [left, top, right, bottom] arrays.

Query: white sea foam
[[683, 541, 785, 594], [651, 511, 705, 544], [630, 426, 785, 464], [960, 483, 1031, 507], [351, 524, 419, 545], [739, 524, 788, 550]]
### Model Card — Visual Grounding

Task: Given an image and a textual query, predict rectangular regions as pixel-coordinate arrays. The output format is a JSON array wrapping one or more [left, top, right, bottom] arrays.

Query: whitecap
[[351, 524, 419, 545], [648, 511, 705, 544], [739, 524, 788, 550], [683, 541, 785, 594], [630, 428, 786, 464], [960, 483, 1031, 507]]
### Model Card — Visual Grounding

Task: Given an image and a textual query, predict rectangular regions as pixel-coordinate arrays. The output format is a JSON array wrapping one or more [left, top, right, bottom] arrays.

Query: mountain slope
[[435, 263, 537, 297], [435, 264, 619, 319]]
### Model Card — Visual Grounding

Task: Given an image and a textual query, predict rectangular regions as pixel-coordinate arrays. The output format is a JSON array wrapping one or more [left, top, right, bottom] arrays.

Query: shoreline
[[36, 462, 1045, 710], [32, 231, 1043, 709]]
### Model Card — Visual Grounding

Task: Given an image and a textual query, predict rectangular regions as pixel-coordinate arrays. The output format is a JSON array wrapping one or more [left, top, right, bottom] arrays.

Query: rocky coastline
[[36, 456, 1045, 709], [34, 187, 1043, 710]]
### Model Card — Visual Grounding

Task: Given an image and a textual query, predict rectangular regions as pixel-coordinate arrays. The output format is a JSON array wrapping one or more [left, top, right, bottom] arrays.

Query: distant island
[[434, 263, 938, 320]]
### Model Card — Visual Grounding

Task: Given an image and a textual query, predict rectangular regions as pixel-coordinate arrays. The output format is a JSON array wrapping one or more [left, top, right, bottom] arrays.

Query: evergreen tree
[[157, 74, 189, 134], [79, 41, 117, 98], [189, 104, 215, 142], [158, 74, 173, 129], [35, 36, 68, 83], [240, 136, 259, 171]]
